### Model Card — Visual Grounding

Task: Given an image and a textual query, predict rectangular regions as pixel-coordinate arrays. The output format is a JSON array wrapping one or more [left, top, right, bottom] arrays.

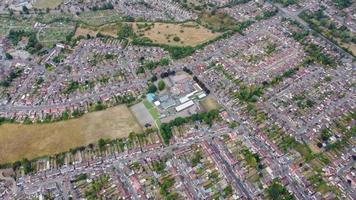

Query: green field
[[143, 100, 161, 127], [38, 22, 76, 47], [0, 17, 35, 37], [77, 10, 123, 27]]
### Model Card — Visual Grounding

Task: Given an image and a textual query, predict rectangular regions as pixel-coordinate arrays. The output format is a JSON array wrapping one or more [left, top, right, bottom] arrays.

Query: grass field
[[0, 17, 35, 37], [33, 0, 63, 9], [0, 105, 142, 164], [200, 97, 220, 111], [199, 12, 237, 32], [75, 27, 98, 38], [75, 23, 118, 38], [38, 22, 76, 47], [143, 100, 161, 127], [337, 38, 356, 56], [133, 22, 220, 47], [77, 10, 122, 27]]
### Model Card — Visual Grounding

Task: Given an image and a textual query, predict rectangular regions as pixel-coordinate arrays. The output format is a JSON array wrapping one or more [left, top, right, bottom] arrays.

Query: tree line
[[160, 110, 219, 144]]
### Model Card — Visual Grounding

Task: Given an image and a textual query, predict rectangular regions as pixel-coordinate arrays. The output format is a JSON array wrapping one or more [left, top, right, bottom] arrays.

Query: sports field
[[143, 100, 161, 127], [0, 105, 142, 164]]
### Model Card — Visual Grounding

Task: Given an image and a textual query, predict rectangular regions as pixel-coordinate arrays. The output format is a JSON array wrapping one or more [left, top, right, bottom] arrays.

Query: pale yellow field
[[200, 97, 221, 111], [75, 22, 220, 47], [33, 0, 63, 9], [0, 105, 142, 164], [133, 22, 220, 46]]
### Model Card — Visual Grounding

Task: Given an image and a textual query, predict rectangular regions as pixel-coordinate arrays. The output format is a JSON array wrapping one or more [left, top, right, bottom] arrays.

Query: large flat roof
[[175, 100, 194, 112]]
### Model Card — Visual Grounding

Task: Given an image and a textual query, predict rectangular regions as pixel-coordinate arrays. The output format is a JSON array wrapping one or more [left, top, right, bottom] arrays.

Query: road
[[209, 140, 253, 199], [193, 66, 311, 199], [13, 126, 238, 199]]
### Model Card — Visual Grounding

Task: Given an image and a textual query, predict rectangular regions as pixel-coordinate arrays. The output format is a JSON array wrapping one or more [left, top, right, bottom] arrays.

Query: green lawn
[[38, 22, 76, 47], [143, 100, 161, 127], [143, 99, 153, 110], [78, 10, 122, 27]]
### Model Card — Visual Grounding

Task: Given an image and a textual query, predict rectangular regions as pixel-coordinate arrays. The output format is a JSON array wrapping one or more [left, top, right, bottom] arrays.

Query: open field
[[75, 23, 118, 38], [33, 0, 63, 9], [0, 105, 142, 164], [200, 97, 220, 111], [75, 22, 220, 47], [38, 22, 76, 47], [199, 12, 237, 32], [75, 27, 98, 38], [338, 39, 356, 56], [77, 10, 122, 26], [143, 100, 161, 127], [131, 102, 155, 128], [133, 22, 220, 46], [0, 17, 35, 37]]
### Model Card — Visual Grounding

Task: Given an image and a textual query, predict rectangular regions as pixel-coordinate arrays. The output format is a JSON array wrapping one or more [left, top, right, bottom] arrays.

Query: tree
[[9, 9, 14, 16], [191, 151, 202, 167], [228, 121, 238, 129], [93, 101, 106, 111], [159, 110, 219, 145], [36, 77, 44, 85], [332, 0, 352, 9], [22, 6, 29, 14], [272, 0, 298, 7], [151, 75, 158, 82], [21, 158, 33, 174], [321, 129, 331, 141], [117, 24, 134, 39], [61, 111, 69, 120], [12, 161, 21, 171], [53, 55, 63, 63], [5, 52, 13, 60], [158, 80, 165, 91], [147, 84, 157, 93], [136, 66, 145, 74], [222, 186, 233, 198], [173, 36, 180, 42], [98, 138, 106, 151], [72, 109, 83, 118], [0, 68, 23, 88], [123, 16, 135, 22], [165, 46, 195, 60], [159, 57, 170, 66], [267, 180, 295, 200], [7, 30, 42, 54]]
